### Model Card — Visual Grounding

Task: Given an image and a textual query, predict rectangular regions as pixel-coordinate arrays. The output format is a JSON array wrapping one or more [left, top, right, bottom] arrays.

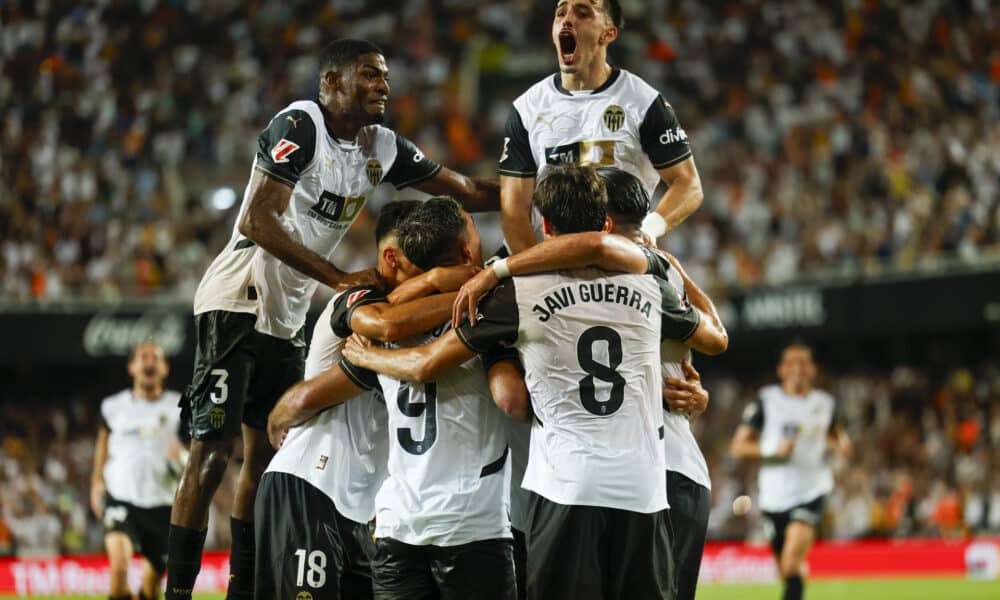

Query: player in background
[[730, 344, 852, 600], [254, 200, 480, 600], [499, 0, 702, 254], [345, 165, 726, 599], [168, 38, 500, 600], [91, 342, 182, 600]]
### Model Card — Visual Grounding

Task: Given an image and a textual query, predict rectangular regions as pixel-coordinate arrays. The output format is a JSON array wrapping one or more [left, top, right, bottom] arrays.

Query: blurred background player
[[169, 38, 499, 600], [90, 341, 183, 600], [730, 343, 852, 600], [499, 0, 702, 254]]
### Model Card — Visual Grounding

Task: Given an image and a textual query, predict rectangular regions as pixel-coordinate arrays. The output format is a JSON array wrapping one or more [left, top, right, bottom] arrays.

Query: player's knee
[[189, 439, 233, 484]]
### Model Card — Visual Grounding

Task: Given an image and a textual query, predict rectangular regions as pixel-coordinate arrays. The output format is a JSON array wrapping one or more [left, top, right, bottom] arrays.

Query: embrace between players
[[92, 2, 848, 600]]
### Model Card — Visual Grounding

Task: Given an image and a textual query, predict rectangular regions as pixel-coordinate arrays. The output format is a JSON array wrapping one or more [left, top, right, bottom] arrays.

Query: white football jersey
[[100, 389, 182, 507], [264, 292, 389, 524], [193, 100, 441, 339], [743, 385, 838, 512], [499, 69, 692, 240], [342, 323, 512, 547], [457, 252, 701, 514], [660, 264, 711, 491]]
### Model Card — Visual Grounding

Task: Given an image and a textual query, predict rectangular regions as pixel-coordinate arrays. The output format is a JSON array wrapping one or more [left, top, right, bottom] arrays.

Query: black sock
[[226, 517, 255, 600], [783, 575, 804, 600], [166, 525, 207, 600], [109, 595, 132, 600]]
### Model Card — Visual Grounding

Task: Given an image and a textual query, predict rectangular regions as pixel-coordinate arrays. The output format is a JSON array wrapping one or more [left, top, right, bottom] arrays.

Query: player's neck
[[783, 382, 811, 397], [560, 60, 613, 92], [318, 98, 364, 141], [615, 226, 642, 244], [133, 383, 163, 401]]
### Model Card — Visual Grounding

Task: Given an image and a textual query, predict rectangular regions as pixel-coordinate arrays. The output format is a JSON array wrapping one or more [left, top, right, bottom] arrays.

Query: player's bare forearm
[[414, 168, 500, 212], [344, 331, 474, 383], [829, 427, 853, 459], [388, 265, 480, 304], [730, 426, 763, 460], [351, 292, 459, 342], [90, 428, 109, 517], [654, 158, 703, 231], [268, 366, 363, 446], [239, 171, 347, 289], [513, 233, 648, 275], [501, 175, 537, 254], [488, 360, 531, 423]]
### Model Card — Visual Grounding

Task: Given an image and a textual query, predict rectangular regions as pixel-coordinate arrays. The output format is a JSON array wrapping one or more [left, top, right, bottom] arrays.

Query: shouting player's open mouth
[[559, 30, 577, 65]]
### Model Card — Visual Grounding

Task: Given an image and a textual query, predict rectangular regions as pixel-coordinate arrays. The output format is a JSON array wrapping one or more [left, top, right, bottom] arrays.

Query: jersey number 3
[[396, 382, 438, 455], [577, 326, 626, 415]]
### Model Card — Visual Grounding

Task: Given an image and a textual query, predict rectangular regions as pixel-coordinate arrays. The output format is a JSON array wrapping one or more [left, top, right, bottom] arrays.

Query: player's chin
[[365, 105, 387, 124]]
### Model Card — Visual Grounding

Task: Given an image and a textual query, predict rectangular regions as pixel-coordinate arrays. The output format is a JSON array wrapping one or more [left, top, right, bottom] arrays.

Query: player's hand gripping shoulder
[[452, 266, 502, 328], [663, 362, 709, 420]]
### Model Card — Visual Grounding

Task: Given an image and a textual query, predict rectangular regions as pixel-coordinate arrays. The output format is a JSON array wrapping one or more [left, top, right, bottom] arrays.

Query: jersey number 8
[[576, 326, 626, 416]]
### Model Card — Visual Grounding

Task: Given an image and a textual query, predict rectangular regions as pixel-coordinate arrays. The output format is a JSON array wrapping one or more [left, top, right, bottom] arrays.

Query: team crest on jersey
[[603, 105, 625, 132], [296, 593, 313, 600], [209, 407, 226, 430], [270, 139, 300, 163], [316, 455, 328, 470], [366, 159, 383, 186], [347, 289, 371, 307]]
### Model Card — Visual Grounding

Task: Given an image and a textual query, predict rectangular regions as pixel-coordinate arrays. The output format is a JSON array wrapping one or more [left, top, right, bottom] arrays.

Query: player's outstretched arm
[[343, 331, 475, 383], [90, 426, 109, 519], [388, 265, 481, 304], [266, 364, 366, 448], [487, 359, 531, 423], [663, 253, 728, 355], [239, 170, 367, 290], [649, 158, 703, 236], [412, 167, 500, 213], [453, 232, 648, 326], [351, 292, 461, 343], [501, 175, 538, 254], [730, 425, 795, 463]]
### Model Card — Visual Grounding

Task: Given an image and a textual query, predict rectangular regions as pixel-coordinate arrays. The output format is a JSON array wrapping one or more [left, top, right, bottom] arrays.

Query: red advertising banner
[[0, 539, 997, 595]]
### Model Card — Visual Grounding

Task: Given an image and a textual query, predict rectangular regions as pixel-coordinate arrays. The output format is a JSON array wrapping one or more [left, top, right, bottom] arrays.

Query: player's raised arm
[[501, 175, 538, 254], [413, 168, 500, 213], [638, 95, 703, 238], [266, 363, 371, 449]]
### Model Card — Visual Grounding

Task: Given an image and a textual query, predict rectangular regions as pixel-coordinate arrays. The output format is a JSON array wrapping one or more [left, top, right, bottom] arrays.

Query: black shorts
[[524, 491, 674, 600], [181, 310, 305, 440], [371, 536, 516, 600], [763, 494, 827, 558], [254, 472, 375, 600], [103, 495, 171, 574], [666, 471, 711, 600], [511, 528, 527, 600]]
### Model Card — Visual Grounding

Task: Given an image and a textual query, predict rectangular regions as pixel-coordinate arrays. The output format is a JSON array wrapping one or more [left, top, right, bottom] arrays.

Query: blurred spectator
[[2, 1, 999, 302]]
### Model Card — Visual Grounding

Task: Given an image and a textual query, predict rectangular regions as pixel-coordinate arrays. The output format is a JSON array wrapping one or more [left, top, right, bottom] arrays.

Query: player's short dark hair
[[603, 0, 624, 28], [398, 197, 467, 271], [319, 39, 384, 75], [597, 167, 647, 226], [129, 340, 162, 362], [780, 340, 814, 361], [375, 200, 421, 245], [534, 164, 608, 235]]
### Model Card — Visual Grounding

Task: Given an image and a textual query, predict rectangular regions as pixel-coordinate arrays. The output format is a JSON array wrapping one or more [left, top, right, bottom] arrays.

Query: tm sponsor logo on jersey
[[308, 191, 366, 228], [270, 138, 300, 163], [532, 282, 654, 322], [660, 127, 688, 145], [545, 141, 616, 167]]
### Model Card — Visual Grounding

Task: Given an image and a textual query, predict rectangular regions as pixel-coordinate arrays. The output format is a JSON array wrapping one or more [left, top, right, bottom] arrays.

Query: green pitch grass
[[3, 578, 998, 599]]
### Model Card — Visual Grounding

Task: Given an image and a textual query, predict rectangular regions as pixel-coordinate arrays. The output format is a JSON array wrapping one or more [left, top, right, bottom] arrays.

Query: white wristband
[[492, 258, 511, 279], [641, 212, 667, 239]]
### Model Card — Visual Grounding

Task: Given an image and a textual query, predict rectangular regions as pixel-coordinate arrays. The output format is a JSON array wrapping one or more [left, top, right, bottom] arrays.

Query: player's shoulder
[[758, 384, 783, 403], [511, 74, 560, 114], [357, 123, 398, 148], [270, 99, 324, 126], [810, 388, 835, 407], [162, 389, 182, 405], [100, 389, 131, 415]]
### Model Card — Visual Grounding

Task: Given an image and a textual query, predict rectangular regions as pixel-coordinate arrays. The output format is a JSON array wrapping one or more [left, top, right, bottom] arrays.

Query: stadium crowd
[[2, 0, 999, 302], [0, 362, 997, 557]]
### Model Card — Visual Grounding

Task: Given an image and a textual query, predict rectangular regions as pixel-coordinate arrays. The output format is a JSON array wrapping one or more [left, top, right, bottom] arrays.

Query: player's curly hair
[[597, 167, 647, 226], [319, 39, 384, 74], [398, 197, 467, 271], [534, 164, 608, 234]]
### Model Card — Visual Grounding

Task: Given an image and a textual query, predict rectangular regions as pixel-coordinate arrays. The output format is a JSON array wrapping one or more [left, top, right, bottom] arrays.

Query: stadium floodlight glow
[[211, 187, 237, 211]]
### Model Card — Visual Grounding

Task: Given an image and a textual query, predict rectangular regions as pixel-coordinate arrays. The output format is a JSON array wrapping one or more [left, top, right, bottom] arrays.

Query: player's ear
[[382, 246, 399, 271], [602, 215, 614, 233], [600, 25, 618, 45]]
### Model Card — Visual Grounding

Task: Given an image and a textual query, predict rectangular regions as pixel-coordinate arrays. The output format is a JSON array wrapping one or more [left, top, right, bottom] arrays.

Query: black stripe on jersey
[[658, 425, 664, 440], [339, 358, 380, 392], [480, 445, 509, 478], [499, 107, 536, 177], [234, 239, 256, 250]]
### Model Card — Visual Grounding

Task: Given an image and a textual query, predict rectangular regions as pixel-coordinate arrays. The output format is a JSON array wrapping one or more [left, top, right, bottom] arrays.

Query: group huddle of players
[[89, 2, 851, 600]]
